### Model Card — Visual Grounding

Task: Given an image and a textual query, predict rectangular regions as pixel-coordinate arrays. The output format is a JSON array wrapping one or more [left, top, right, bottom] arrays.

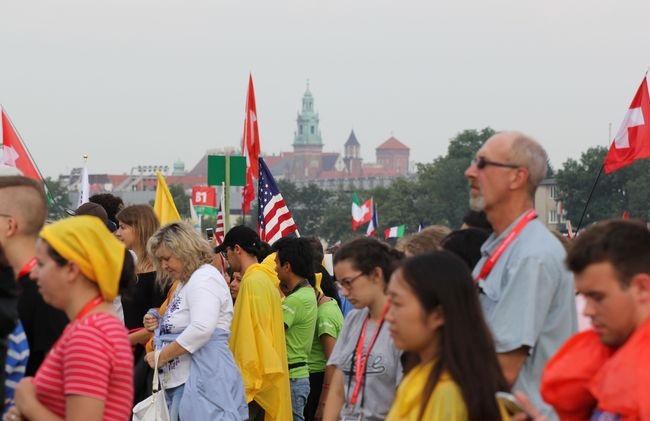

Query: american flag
[[214, 208, 225, 245], [258, 157, 298, 244]]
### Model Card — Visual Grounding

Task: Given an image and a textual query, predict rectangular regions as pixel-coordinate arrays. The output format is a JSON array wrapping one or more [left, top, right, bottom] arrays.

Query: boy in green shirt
[[274, 238, 318, 421]]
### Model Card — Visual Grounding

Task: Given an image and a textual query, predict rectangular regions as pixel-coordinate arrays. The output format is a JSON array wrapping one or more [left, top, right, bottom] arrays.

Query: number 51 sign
[[191, 186, 217, 208]]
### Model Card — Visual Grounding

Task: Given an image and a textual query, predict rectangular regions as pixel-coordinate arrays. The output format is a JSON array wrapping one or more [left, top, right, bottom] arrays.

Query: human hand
[[143, 313, 158, 332], [144, 350, 163, 368], [3, 406, 22, 421], [14, 377, 37, 418], [511, 391, 549, 421]]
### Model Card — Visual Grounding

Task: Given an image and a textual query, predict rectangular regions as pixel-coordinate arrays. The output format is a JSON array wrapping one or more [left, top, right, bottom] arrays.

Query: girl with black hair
[[385, 251, 509, 420], [323, 237, 404, 421]]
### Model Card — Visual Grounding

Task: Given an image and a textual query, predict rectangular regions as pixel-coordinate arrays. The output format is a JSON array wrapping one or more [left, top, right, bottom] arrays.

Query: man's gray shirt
[[473, 213, 577, 420]]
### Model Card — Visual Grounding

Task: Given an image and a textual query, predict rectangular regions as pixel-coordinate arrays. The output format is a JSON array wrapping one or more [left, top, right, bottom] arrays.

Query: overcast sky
[[1, 0, 649, 178]]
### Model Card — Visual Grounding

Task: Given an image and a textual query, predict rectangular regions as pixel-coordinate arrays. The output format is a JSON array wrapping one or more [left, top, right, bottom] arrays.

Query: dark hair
[[273, 237, 314, 280], [47, 245, 135, 297], [462, 210, 492, 232], [333, 237, 403, 284], [440, 228, 490, 270], [567, 219, 650, 287], [304, 236, 325, 265], [399, 251, 508, 420], [89, 193, 124, 225]]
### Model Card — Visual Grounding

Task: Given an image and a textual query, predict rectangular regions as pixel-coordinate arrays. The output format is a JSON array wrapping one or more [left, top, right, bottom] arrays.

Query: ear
[[65, 261, 83, 284], [630, 273, 650, 304], [369, 266, 385, 285], [3, 216, 19, 238], [507, 165, 528, 189], [426, 306, 445, 331]]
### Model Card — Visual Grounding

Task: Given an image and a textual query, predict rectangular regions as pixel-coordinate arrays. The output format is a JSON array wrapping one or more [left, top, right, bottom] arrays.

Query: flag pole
[[225, 153, 231, 231], [575, 163, 604, 233]]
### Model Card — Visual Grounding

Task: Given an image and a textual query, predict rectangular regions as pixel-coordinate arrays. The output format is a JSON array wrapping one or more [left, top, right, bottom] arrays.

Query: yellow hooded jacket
[[229, 261, 291, 420]]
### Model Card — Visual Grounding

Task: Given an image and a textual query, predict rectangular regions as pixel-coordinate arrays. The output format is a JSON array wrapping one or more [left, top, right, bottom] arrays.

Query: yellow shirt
[[387, 361, 511, 421]]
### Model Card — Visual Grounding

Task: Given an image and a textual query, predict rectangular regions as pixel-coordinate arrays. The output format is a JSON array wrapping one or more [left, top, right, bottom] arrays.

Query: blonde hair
[[116, 204, 159, 273], [396, 225, 452, 255], [147, 222, 214, 282]]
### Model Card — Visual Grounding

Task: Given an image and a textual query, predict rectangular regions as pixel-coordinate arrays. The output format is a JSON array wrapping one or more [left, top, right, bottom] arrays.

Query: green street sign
[[207, 155, 247, 186]]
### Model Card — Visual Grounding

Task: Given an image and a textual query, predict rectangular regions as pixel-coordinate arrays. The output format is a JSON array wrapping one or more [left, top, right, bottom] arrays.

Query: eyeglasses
[[472, 157, 520, 170], [335, 272, 365, 291]]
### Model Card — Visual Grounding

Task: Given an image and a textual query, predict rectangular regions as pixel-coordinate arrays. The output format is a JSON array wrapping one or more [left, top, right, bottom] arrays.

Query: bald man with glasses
[[464, 132, 577, 420]]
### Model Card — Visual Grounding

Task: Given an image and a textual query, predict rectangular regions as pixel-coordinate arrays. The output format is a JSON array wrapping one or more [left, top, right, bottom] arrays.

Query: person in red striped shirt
[[7, 216, 135, 421]]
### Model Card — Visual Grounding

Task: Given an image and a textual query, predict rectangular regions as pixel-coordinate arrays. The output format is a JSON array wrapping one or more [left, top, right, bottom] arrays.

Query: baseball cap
[[66, 202, 117, 232], [214, 225, 260, 253]]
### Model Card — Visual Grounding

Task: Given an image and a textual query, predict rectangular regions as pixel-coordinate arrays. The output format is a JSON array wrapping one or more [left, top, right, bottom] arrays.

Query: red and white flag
[[214, 186, 225, 246], [604, 77, 650, 173], [258, 157, 298, 244], [241, 74, 261, 214], [1, 107, 45, 181]]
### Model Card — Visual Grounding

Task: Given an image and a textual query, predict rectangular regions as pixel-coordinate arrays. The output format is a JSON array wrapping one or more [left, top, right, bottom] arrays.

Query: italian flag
[[384, 225, 405, 239]]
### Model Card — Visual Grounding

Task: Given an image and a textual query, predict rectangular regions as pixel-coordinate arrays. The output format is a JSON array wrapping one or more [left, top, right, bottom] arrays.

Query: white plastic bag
[[132, 350, 170, 421]]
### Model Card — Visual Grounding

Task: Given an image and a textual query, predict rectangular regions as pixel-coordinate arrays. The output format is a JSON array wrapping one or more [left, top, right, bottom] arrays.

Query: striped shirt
[[5, 321, 29, 410], [34, 312, 133, 420]]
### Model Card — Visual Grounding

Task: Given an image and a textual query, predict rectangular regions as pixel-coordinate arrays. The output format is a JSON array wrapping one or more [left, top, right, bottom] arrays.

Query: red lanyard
[[75, 296, 104, 321], [16, 257, 36, 279], [475, 208, 537, 283], [349, 301, 390, 405]]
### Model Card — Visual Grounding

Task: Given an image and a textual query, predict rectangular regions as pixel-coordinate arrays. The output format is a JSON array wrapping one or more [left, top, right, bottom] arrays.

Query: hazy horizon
[[2, 0, 649, 178]]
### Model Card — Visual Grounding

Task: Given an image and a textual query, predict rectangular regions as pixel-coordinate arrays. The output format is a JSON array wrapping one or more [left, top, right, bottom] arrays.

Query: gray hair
[[147, 221, 214, 282], [509, 132, 548, 195]]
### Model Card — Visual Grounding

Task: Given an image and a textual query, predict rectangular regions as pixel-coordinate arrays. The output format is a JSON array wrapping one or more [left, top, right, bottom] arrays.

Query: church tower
[[292, 81, 324, 178], [343, 130, 363, 176]]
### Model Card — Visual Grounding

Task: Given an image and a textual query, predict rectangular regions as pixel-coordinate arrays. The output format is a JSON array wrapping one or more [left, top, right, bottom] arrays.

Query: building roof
[[321, 152, 340, 171], [344, 130, 360, 147], [376, 136, 409, 151]]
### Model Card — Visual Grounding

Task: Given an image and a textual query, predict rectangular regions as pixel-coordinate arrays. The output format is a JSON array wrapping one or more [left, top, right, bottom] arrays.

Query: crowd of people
[[0, 130, 648, 420]]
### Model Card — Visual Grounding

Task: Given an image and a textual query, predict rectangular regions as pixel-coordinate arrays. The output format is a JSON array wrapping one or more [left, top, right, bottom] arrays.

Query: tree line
[[44, 128, 650, 242]]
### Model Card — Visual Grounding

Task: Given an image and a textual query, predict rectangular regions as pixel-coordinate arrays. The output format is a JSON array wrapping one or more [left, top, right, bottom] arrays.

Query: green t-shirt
[[307, 299, 344, 373], [282, 285, 318, 379]]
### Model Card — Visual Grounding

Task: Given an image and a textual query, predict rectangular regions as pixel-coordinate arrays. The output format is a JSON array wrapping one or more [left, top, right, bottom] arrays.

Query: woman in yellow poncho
[[385, 251, 510, 421]]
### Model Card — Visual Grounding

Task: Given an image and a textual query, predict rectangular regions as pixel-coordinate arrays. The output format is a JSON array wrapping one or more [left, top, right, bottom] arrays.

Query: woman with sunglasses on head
[[385, 251, 510, 420], [8, 216, 135, 421], [144, 222, 247, 421], [323, 237, 404, 421]]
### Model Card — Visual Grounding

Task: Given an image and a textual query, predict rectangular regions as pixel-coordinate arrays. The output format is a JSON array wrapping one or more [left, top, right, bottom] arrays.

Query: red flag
[[604, 77, 650, 173], [352, 198, 373, 231], [1, 108, 44, 181], [241, 74, 261, 214], [191, 186, 217, 207]]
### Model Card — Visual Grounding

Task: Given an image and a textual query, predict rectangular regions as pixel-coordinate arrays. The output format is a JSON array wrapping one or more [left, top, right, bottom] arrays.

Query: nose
[[582, 296, 596, 318], [465, 160, 478, 179], [385, 304, 395, 323]]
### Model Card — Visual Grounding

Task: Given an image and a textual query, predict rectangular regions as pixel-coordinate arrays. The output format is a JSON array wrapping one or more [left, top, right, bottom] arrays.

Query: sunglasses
[[472, 157, 520, 170]]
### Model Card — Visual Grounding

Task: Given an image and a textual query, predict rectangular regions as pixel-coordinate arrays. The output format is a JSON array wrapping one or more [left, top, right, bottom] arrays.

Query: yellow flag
[[153, 171, 181, 225]]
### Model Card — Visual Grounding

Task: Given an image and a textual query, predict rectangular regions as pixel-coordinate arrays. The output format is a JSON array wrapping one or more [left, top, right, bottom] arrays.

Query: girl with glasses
[[323, 237, 403, 421]]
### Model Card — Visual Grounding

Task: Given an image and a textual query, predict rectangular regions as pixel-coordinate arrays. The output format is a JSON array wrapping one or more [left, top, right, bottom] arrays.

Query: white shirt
[[159, 264, 233, 388]]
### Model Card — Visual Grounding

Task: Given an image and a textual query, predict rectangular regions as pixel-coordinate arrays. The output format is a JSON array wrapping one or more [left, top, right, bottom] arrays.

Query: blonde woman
[[145, 222, 247, 420]]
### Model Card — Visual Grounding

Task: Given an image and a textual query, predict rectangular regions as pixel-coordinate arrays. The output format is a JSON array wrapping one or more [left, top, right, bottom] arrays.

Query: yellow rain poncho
[[229, 261, 291, 421]]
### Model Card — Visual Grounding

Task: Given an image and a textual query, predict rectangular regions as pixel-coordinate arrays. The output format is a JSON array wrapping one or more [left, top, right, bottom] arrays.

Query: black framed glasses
[[472, 157, 520, 170], [335, 272, 365, 291]]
